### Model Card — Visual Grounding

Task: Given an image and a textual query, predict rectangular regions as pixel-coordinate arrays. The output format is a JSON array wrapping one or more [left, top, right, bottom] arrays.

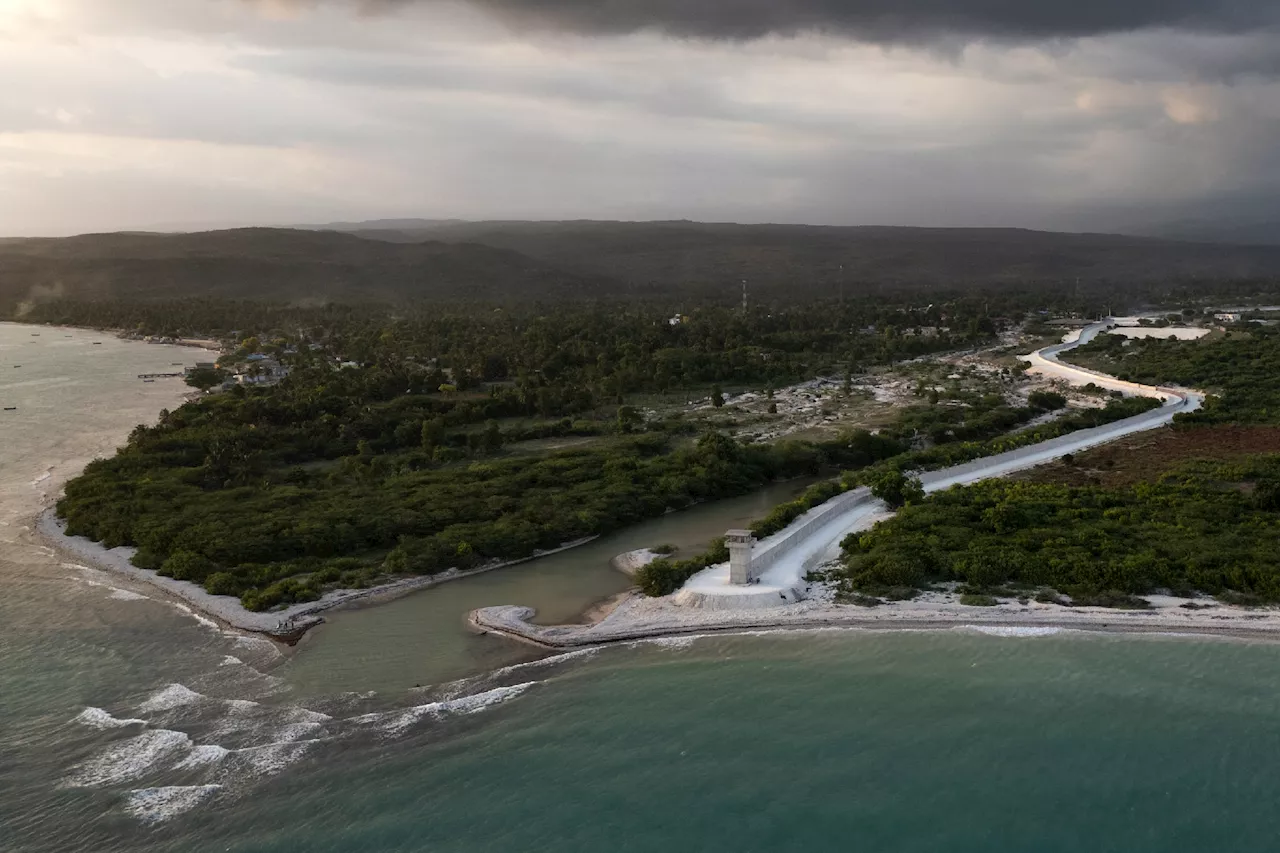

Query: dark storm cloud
[[352, 0, 1280, 41]]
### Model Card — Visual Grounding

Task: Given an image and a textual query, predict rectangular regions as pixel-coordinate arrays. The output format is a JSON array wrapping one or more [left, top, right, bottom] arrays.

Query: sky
[[2, 0, 1280, 237]]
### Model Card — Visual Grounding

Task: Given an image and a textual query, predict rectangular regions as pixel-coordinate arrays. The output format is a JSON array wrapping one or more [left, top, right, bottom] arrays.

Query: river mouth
[[274, 478, 820, 697]]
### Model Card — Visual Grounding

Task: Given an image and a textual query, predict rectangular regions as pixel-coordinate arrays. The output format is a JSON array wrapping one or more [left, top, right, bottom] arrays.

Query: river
[[6, 321, 1280, 852]]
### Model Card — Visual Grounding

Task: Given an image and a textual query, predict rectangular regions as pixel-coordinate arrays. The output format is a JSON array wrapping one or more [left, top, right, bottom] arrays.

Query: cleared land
[[1019, 426, 1280, 487]]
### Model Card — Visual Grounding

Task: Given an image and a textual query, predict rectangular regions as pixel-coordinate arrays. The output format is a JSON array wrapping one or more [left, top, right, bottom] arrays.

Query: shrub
[[1066, 589, 1150, 609], [159, 550, 216, 583], [131, 548, 164, 571], [204, 571, 245, 596], [1027, 390, 1068, 411], [869, 469, 925, 508]]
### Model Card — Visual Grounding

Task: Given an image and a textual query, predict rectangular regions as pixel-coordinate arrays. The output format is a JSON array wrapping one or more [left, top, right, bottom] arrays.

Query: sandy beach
[[471, 587, 1280, 648], [28, 316, 1262, 649]]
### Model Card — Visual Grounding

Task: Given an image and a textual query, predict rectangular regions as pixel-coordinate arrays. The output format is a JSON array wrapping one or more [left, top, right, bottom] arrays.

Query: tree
[[711, 384, 725, 408], [184, 367, 225, 392], [421, 418, 446, 452], [870, 469, 925, 509], [482, 420, 503, 454], [616, 405, 642, 433]]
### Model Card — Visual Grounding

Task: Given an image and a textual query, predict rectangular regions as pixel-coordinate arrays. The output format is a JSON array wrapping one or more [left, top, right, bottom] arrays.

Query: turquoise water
[[14, 631, 1280, 852], [7, 322, 1280, 852]]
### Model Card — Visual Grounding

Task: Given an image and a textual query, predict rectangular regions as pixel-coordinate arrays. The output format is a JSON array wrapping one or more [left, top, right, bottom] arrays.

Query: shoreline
[[469, 317, 1247, 649], [29, 315, 1246, 653], [36, 509, 598, 642], [470, 591, 1280, 649]]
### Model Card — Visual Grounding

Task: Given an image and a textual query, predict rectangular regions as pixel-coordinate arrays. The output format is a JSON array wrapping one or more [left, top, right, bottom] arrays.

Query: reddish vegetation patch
[[1020, 426, 1280, 487]]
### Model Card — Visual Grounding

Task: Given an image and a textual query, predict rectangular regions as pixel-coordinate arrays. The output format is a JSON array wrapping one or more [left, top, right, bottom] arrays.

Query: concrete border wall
[[748, 487, 877, 578], [741, 318, 1203, 579]]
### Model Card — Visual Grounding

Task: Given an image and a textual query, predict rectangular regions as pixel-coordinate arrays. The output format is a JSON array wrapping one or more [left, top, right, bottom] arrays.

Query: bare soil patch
[[1019, 426, 1280, 486]]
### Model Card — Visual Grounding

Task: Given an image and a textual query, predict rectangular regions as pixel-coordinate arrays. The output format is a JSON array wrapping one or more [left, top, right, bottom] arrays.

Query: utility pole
[[741, 279, 748, 314]]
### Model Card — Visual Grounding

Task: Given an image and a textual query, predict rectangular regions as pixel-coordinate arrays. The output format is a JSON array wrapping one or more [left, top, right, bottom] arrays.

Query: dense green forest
[[63, 427, 899, 610], [59, 294, 1012, 610], [23, 297, 1004, 395], [39, 277, 1280, 612], [837, 324, 1280, 606], [838, 457, 1280, 604], [636, 395, 1164, 597]]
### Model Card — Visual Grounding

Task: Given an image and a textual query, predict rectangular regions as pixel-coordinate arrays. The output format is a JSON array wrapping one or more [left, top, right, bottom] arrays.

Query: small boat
[[171, 362, 183, 366], [12, 365, 19, 368], [92, 342, 102, 345], [3, 407, 16, 411], [30, 333, 39, 337], [143, 379, 155, 383]]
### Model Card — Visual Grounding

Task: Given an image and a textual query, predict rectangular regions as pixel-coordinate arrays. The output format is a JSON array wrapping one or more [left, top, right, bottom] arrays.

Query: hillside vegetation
[[8, 222, 1280, 314], [339, 220, 1280, 291], [0, 228, 613, 312]]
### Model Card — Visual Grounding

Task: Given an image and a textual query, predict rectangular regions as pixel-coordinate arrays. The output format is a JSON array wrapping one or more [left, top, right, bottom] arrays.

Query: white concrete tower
[[726, 529, 755, 585]]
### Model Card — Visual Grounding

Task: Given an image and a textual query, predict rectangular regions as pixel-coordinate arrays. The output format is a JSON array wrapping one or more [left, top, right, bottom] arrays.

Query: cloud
[[1162, 86, 1222, 123], [294, 0, 1280, 42], [2, 0, 1280, 238]]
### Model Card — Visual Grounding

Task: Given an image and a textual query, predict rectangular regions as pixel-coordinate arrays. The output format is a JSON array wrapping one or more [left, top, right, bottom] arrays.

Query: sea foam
[[355, 682, 536, 737], [124, 785, 222, 824], [138, 684, 205, 713], [169, 602, 220, 631], [67, 730, 193, 787], [228, 740, 318, 777], [488, 648, 599, 678], [75, 707, 147, 730], [964, 626, 1063, 638], [172, 744, 230, 770]]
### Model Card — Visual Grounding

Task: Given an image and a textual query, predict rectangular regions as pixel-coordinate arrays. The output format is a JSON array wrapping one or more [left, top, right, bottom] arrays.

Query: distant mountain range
[[5, 220, 1280, 313], [0, 227, 614, 312], [314, 219, 1280, 292]]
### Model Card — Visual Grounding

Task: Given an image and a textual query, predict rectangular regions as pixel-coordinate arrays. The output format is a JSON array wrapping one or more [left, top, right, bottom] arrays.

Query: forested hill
[[332, 220, 1280, 291], [9, 222, 1280, 314], [0, 228, 616, 313]]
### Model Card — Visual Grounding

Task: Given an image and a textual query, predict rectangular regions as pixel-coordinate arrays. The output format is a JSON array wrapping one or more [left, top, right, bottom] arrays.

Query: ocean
[[5, 322, 1280, 852]]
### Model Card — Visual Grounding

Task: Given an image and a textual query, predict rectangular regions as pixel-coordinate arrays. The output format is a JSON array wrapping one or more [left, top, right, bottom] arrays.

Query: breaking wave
[[172, 745, 230, 770], [75, 707, 146, 730], [138, 684, 206, 714], [66, 730, 193, 787], [123, 785, 222, 824], [354, 683, 536, 737], [489, 648, 599, 678], [225, 740, 319, 777], [169, 602, 221, 631], [963, 626, 1063, 638]]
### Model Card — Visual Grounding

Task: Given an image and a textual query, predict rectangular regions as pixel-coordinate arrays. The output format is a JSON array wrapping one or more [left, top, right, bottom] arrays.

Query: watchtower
[[725, 529, 755, 584]]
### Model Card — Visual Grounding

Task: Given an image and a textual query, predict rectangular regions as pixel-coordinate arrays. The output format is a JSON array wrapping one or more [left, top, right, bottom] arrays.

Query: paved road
[[692, 320, 1206, 597]]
